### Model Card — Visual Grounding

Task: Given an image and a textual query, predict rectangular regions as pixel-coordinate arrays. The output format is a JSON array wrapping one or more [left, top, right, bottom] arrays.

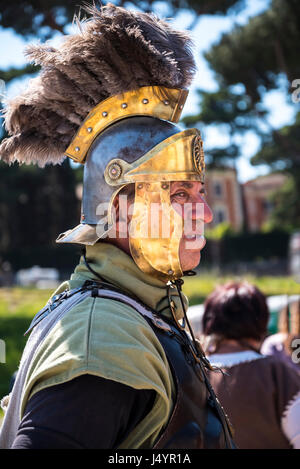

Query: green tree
[[182, 87, 263, 167], [264, 178, 300, 232], [0, 1, 246, 40], [0, 159, 80, 264], [251, 113, 300, 230], [205, 0, 300, 102]]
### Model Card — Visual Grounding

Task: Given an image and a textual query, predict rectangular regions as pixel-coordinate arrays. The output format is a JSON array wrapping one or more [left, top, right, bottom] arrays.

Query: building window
[[214, 181, 223, 197], [262, 199, 274, 215], [216, 209, 226, 224]]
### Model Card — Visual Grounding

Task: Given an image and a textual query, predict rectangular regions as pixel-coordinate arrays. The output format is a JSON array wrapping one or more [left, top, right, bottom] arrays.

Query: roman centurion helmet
[[0, 4, 205, 282]]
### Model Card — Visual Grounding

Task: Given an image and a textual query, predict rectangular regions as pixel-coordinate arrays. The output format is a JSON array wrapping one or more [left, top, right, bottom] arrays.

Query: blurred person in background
[[201, 281, 300, 449], [261, 299, 300, 371]]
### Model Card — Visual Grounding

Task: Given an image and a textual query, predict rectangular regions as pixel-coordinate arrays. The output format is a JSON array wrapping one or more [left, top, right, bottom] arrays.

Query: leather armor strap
[[25, 279, 235, 448], [82, 281, 235, 449]]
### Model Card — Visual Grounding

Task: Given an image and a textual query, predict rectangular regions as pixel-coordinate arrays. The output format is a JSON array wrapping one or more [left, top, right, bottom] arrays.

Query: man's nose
[[188, 193, 213, 224]]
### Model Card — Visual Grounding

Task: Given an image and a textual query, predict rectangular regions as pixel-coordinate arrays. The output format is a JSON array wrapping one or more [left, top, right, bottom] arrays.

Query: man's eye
[[173, 192, 187, 198]]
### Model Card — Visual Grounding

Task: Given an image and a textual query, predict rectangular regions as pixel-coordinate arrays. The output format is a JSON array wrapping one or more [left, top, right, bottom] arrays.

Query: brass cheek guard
[[129, 182, 184, 282], [65, 86, 188, 164]]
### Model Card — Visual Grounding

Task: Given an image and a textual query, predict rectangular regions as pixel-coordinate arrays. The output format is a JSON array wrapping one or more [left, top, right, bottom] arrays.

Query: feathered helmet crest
[[0, 3, 196, 167]]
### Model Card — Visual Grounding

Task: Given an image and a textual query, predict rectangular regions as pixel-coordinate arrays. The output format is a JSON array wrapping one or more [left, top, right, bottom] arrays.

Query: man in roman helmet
[[0, 4, 234, 449]]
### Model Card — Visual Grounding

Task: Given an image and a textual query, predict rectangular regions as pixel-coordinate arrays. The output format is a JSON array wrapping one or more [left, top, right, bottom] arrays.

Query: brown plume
[[0, 3, 196, 167]]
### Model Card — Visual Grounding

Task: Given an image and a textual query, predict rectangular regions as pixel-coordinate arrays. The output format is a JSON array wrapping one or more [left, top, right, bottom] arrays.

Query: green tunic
[[21, 243, 188, 448]]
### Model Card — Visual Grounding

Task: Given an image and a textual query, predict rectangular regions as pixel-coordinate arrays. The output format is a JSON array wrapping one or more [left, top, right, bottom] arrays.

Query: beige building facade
[[205, 168, 244, 231], [204, 170, 287, 233], [242, 173, 288, 232]]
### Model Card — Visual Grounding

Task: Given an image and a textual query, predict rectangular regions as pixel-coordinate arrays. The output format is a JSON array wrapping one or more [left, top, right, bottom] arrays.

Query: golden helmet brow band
[[65, 86, 188, 164]]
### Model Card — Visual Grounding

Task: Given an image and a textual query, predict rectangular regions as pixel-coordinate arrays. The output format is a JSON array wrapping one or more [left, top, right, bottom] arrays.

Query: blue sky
[[0, 0, 296, 182]]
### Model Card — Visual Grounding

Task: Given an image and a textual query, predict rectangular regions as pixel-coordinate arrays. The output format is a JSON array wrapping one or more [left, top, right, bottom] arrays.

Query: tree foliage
[[265, 178, 300, 231], [0, 159, 80, 263], [251, 112, 300, 170], [0, 65, 39, 84], [182, 87, 263, 166], [184, 88, 260, 129], [205, 0, 300, 102], [0, 0, 246, 39], [251, 113, 300, 230]]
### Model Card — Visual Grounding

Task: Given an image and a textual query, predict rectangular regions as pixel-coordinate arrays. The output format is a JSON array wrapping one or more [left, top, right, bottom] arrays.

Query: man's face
[[170, 181, 213, 271], [112, 180, 213, 273]]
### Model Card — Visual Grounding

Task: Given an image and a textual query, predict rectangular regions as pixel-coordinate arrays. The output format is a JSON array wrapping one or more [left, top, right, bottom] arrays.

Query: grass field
[[0, 288, 52, 406], [183, 273, 300, 305], [0, 275, 299, 420]]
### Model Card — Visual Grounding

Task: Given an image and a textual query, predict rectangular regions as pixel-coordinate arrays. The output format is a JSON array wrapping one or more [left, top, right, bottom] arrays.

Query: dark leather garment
[[82, 279, 235, 450], [144, 315, 230, 449], [24, 280, 234, 450]]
